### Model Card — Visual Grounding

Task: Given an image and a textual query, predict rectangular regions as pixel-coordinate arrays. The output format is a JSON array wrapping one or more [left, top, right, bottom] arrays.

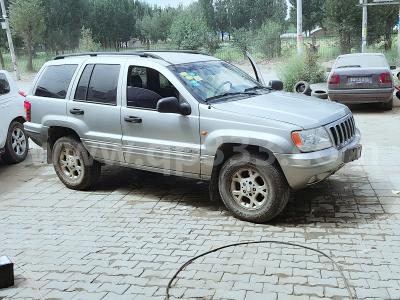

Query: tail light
[[24, 101, 31, 122], [18, 91, 27, 97], [380, 73, 392, 84], [329, 75, 339, 85]]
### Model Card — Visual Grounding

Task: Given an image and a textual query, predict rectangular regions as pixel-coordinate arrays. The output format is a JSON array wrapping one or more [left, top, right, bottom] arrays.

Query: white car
[[0, 70, 28, 164]]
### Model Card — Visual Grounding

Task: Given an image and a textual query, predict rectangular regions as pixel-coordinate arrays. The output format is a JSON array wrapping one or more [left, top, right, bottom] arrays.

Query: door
[[120, 65, 201, 175], [0, 72, 13, 148], [67, 63, 125, 162]]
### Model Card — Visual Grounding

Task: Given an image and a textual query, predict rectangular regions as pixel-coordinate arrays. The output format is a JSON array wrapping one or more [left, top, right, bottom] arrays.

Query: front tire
[[218, 154, 290, 223], [2, 122, 29, 164], [53, 136, 101, 190]]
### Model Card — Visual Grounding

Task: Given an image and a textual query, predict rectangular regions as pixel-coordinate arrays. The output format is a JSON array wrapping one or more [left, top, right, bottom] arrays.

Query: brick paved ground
[[1, 104, 400, 300]]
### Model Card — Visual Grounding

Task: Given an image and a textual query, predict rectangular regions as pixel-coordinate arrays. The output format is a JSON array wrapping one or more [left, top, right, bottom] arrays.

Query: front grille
[[326, 114, 356, 149]]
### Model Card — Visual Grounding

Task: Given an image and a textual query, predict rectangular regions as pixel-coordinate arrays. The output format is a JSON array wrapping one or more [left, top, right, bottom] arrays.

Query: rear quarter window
[[35, 64, 78, 99], [0, 74, 10, 95]]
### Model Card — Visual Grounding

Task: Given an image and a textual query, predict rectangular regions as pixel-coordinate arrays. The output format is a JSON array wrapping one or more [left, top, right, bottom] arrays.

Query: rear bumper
[[328, 88, 393, 104], [275, 129, 361, 189], [24, 122, 48, 149]]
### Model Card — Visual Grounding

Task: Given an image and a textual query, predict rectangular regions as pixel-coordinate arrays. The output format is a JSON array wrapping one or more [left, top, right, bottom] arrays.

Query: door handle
[[70, 108, 84, 115], [124, 116, 142, 123]]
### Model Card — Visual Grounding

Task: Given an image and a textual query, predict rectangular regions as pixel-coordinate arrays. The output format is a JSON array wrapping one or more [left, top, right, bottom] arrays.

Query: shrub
[[277, 47, 327, 92], [77, 27, 101, 53]]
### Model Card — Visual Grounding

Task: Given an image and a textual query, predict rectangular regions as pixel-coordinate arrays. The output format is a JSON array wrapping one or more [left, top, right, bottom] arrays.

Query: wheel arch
[[208, 142, 285, 202], [46, 126, 81, 164]]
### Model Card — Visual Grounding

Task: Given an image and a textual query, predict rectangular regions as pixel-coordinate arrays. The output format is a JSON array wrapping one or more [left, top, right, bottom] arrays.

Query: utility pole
[[361, 0, 367, 53], [297, 0, 303, 54], [0, 0, 20, 80]]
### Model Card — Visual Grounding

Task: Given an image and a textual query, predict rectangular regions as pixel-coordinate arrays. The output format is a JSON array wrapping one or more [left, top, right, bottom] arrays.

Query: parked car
[[0, 70, 28, 164], [24, 51, 361, 223], [327, 53, 396, 110]]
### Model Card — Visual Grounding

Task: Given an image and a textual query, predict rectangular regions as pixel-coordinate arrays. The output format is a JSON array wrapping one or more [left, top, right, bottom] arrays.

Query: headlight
[[292, 127, 333, 152]]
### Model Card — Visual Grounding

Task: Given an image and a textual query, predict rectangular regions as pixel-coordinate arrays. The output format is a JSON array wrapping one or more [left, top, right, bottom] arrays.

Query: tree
[[256, 21, 282, 58], [323, 0, 361, 54], [367, 5, 398, 50], [169, 4, 211, 50], [231, 27, 253, 59], [9, 0, 46, 71], [76, 27, 101, 52], [289, 0, 326, 34]]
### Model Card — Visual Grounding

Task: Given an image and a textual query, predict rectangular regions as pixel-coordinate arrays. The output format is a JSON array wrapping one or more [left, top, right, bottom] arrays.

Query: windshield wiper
[[244, 86, 271, 92], [206, 91, 257, 102], [337, 65, 361, 68]]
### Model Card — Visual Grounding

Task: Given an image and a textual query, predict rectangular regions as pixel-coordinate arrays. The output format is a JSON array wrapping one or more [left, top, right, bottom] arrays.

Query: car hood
[[210, 91, 350, 129]]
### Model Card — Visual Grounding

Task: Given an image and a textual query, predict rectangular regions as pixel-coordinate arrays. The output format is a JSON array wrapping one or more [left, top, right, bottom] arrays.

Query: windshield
[[168, 60, 263, 103], [335, 55, 385, 68]]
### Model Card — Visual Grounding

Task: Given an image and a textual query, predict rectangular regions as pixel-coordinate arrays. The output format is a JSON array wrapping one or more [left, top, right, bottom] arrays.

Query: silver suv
[[24, 51, 361, 223]]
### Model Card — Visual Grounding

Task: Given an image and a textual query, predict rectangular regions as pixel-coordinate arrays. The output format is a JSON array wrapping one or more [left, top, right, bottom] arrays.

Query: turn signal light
[[292, 132, 302, 147], [24, 101, 31, 122], [329, 75, 339, 85], [380, 73, 392, 84], [18, 91, 27, 97]]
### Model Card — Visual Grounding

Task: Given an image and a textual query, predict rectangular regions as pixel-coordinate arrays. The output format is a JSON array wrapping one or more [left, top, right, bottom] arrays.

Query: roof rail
[[54, 51, 166, 61], [54, 50, 211, 61]]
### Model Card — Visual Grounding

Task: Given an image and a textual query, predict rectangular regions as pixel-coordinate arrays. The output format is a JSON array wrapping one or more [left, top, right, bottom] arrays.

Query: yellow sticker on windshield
[[180, 72, 188, 76], [185, 75, 193, 80], [193, 76, 202, 81]]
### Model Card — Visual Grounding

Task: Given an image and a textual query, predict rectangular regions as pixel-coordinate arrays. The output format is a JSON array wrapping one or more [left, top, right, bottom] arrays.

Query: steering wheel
[[213, 81, 233, 96]]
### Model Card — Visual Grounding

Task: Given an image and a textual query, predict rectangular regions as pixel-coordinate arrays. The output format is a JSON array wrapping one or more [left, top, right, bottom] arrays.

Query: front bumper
[[275, 129, 361, 189], [328, 88, 393, 104]]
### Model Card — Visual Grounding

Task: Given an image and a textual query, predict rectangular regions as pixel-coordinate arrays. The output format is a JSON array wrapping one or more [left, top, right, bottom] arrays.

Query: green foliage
[[136, 9, 175, 44], [323, 0, 361, 54], [9, 0, 46, 71], [288, 0, 325, 33], [231, 27, 253, 58], [277, 47, 326, 92], [76, 27, 101, 53], [256, 21, 282, 58], [169, 5, 211, 50]]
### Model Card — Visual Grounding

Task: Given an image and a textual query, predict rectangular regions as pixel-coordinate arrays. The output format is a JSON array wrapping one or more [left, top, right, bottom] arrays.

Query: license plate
[[348, 77, 371, 83], [343, 144, 362, 163]]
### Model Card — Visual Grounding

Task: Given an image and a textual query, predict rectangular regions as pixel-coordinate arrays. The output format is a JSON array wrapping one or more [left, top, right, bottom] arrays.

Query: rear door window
[[34, 64, 77, 99], [0, 74, 10, 95], [74, 64, 120, 105]]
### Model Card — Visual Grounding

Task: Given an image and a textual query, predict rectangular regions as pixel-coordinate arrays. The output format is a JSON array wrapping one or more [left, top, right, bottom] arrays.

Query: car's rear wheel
[[382, 97, 393, 110], [53, 136, 101, 190], [2, 122, 29, 164], [218, 153, 290, 223]]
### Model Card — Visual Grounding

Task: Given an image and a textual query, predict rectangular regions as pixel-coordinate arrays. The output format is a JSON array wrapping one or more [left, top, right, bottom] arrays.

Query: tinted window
[[87, 64, 120, 105], [75, 64, 94, 100], [0, 74, 10, 95], [336, 55, 385, 68], [35, 64, 77, 99]]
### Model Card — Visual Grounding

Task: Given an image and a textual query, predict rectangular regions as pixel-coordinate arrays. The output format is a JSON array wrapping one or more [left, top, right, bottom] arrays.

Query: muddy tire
[[218, 153, 290, 223], [53, 136, 101, 190]]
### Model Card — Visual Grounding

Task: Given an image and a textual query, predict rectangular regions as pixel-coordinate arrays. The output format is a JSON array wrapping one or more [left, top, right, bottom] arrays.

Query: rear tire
[[2, 122, 29, 164], [218, 153, 290, 223], [382, 97, 393, 110], [53, 136, 101, 190]]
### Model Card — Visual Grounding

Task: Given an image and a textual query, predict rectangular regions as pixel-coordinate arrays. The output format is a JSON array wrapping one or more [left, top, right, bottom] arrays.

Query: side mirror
[[269, 80, 283, 91], [390, 65, 396, 70], [156, 97, 191, 115], [326, 67, 332, 72]]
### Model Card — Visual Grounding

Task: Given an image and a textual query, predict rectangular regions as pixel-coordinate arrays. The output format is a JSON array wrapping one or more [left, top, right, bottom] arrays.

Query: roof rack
[[54, 50, 211, 61], [54, 51, 166, 61]]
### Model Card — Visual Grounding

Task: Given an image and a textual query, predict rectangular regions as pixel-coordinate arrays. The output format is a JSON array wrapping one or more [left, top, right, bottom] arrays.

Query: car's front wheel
[[53, 136, 101, 190], [218, 153, 290, 223], [2, 121, 29, 164]]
